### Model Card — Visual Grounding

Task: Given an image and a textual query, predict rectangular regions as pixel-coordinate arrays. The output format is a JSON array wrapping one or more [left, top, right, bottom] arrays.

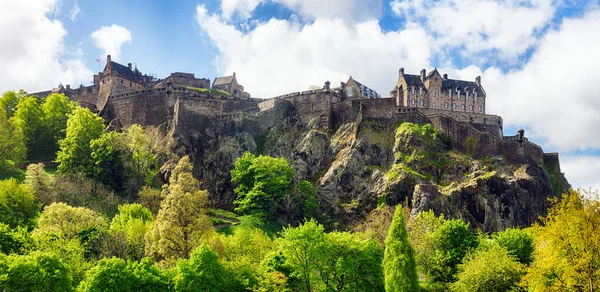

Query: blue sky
[[1, 0, 600, 190]]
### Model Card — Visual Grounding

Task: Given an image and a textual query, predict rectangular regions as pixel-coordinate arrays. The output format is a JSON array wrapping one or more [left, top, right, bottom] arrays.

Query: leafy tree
[[0, 223, 32, 255], [492, 228, 534, 265], [174, 244, 230, 292], [407, 210, 445, 278], [32, 231, 92, 286], [12, 96, 50, 160], [109, 204, 154, 260], [36, 202, 108, 239], [89, 132, 127, 192], [231, 152, 294, 219], [429, 219, 478, 283], [0, 90, 27, 119], [145, 157, 214, 263], [24, 163, 55, 206], [57, 107, 104, 174], [383, 206, 419, 292], [0, 110, 26, 174], [139, 186, 163, 215], [41, 93, 76, 157], [0, 252, 73, 292], [0, 179, 39, 230], [77, 257, 169, 292], [523, 190, 600, 291], [295, 180, 319, 220], [451, 244, 523, 292]]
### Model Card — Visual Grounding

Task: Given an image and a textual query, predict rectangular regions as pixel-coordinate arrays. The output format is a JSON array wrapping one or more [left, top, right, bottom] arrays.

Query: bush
[[0, 178, 39, 230], [493, 228, 534, 265], [174, 244, 230, 291], [429, 219, 478, 283], [78, 257, 169, 292], [0, 252, 73, 292]]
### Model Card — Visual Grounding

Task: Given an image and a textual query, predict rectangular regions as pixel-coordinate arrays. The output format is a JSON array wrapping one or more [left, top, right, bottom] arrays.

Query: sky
[[1, 0, 600, 190]]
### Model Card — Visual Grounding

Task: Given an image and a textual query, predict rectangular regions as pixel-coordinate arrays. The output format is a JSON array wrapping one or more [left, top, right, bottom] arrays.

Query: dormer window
[[466, 91, 469, 100], [420, 100, 424, 106], [411, 87, 415, 95], [419, 87, 423, 95], [474, 90, 478, 100]]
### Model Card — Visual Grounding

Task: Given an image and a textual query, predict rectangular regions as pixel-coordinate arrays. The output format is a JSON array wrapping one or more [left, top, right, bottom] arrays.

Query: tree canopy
[[57, 107, 105, 173], [384, 207, 419, 292]]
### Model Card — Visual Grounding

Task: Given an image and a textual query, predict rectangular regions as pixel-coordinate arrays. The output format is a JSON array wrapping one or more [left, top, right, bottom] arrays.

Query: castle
[[30, 57, 560, 170]]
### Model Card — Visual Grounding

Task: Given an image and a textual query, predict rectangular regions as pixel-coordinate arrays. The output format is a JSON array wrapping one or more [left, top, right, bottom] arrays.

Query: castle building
[[341, 76, 381, 99], [213, 72, 249, 98], [391, 68, 486, 114]]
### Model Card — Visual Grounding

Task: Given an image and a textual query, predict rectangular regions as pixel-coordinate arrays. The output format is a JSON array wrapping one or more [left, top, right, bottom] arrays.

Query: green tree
[[231, 152, 294, 219], [0, 179, 39, 230], [57, 107, 104, 174], [109, 204, 154, 260], [0, 90, 27, 118], [492, 228, 534, 265], [41, 93, 76, 158], [407, 210, 445, 278], [0, 252, 73, 292], [89, 131, 127, 192], [384, 206, 419, 292], [295, 180, 319, 220], [0, 223, 31, 255], [451, 244, 523, 292], [12, 96, 49, 160], [77, 257, 168, 292], [145, 157, 214, 263], [0, 110, 26, 174], [429, 219, 478, 283], [36, 202, 108, 239], [139, 186, 163, 215], [174, 244, 230, 292], [524, 190, 600, 291], [24, 163, 55, 206]]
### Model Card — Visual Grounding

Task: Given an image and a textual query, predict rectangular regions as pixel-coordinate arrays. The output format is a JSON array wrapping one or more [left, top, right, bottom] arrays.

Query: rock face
[[177, 105, 568, 232]]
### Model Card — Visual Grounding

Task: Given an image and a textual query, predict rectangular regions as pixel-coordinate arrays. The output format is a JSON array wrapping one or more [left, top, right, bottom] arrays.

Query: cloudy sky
[[1, 0, 599, 190]]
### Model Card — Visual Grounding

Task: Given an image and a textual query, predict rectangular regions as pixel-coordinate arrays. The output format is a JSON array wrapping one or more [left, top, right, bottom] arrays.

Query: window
[[469, 105, 473, 111], [120, 79, 123, 84], [419, 87, 423, 95], [411, 87, 415, 95], [478, 105, 482, 112], [448, 90, 452, 98], [130, 82, 132, 87], [445, 103, 449, 109], [346, 86, 355, 97], [411, 99, 415, 105], [461, 104, 465, 110], [452, 103, 456, 109], [434, 88, 439, 98], [466, 92, 469, 100], [457, 92, 461, 100], [474, 92, 478, 100], [420, 100, 424, 106]]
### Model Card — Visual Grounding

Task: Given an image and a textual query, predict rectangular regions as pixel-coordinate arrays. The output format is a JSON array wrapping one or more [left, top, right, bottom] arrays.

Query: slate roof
[[214, 76, 234, 86], [403, 74, 424, 86], [442, 79, 481, 92], [107, 61, 140, 81]]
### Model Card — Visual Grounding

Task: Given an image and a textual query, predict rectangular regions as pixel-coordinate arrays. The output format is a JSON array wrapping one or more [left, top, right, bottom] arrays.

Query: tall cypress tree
[[383, 206, 420, 292]]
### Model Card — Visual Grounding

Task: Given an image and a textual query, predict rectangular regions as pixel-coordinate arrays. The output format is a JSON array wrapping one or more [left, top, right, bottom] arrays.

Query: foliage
[[174, 244, 230, 292], [36, 202, 108, 239], [0, 90, 27, 118], [428, 219, 478, 283], [396, 122, 440, 148], [295, 180, 319, 220], [77, 257, 169, 292], [523, 190, 600, 291], [57, 107, 105, 174], [0, 223, 32, 255], [41, 93, 76, 158], [0, 252, 73, 292], [383, 206, 419, 292], [231, 152, 295, 220], [492, 228, 534, 265], [0, 110, 26, 175], [109, 204, 154, 260], [12, 96, 50, 160], [32, 231, 92, 285], [451, 244, 524, 292], [89, 132, 127, 193], [185, 86, 232, 97], [0, 179, 39, 230], [145, 156, 214, 263], [407, 210, 445, 278], [465, 136, 477, 156], [139, 186, 163, 215]]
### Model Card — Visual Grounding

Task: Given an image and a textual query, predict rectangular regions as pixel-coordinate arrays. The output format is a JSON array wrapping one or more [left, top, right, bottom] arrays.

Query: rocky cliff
[[175, 104, 569, 232]]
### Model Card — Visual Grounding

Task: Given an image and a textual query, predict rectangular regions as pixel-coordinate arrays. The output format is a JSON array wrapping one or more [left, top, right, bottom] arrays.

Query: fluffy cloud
[[561, 155, 600, 191], [448, 10, 600, 152], [391, 0, 555, 62], [221, 0, 264, 20], [69, 1, 80, 22], [196, 5, 430, 97], [90, 24, 132, 61], [0, 0, 93, 93]]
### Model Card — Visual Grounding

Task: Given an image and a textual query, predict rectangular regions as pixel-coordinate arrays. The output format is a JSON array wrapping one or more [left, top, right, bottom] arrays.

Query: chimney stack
[[399, 67, 404, 77], [324, 80, 331, 90], [107, 55, 112, 63], [475, 76, 481, 86], [66, 84, 70, 90], [443, 73, 448, 80], [128, 63, 132, 70], [420, 69, 426, 81]]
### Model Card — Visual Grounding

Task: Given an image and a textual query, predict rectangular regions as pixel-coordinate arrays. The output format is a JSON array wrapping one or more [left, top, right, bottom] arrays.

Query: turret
[[518, 128, 525, 142], [443, 73, 448, 80], [107, 55, 112, 64], [324, 80, 331, 90], [128, 63, 132, 71]]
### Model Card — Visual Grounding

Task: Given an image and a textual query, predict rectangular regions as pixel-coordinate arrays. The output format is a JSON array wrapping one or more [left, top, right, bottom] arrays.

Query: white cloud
[[0, 0, 93, 93], [69, 1, 80, 22], [221, 0, 264, 20], [448, 10, 600, 152], [90, 24, 132, 61], [561, 155, 600, 191], [196, 5, 430, 97], [391, 0, 555, 62]]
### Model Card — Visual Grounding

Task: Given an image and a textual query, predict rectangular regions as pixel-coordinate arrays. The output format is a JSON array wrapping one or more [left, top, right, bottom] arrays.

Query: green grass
[[185, 86, 232, 97], [206, 208, 238, 220]]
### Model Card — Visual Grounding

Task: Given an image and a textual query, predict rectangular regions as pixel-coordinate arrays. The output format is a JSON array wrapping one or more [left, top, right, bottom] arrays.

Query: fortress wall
[[222, 99, 259, 113], [178, 95, 223, 116], [429, 115, 502, 156], [543, 153, 561, 173], [107, 90, 175, 126], [69, 85, 101, 106], [258, 98, 275, 112], [169, 73, 210, 88], [420, 108, 503, 137], [358, 98, 397, 119], [284, 92, 339, 125]]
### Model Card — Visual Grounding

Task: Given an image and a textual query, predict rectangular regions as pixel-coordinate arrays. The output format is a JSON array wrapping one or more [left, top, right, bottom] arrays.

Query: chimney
[[443, 73, 448, 80], [233, 72, 236, 78], [399, 67, 404, 77], [420, 69, 426, 81], [324, 80, 331, 90], [107, 55, 111, 63], [66, 84, 70, 90], [475, 76, 481, 86], [128, 63, 132, 70]]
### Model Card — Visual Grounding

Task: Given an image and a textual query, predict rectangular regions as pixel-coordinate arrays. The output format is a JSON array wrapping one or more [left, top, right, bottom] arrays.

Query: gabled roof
[[426, 68, 441, 79], [402, 74, 423, 86], [106, 61, 140, 82], [214, 76, 234, 86], [442, 79, 481, 93]]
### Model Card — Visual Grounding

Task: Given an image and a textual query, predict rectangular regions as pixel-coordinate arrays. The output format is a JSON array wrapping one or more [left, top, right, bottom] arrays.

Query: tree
[[384, 206, 419, 292], [89, 132, 127, 192], [36, 202, 108, 239], [145, 156, 214, 263], [24, 163, 55, 206], [0, 179, 39, 230], [41, 93, 76, 158], [139, 186, 163, 215], [57, 107, 104, 174], [109, 204, 154, 260], [174, 244, 230, 292], [451, 244, 523, 292], [0, 90, 27, 118], [0, 252, 73, 292], [429, 219, 478, 283], [0, 223, 31, 255], [0, 109, 26, 174], [492, 228, 534, 265], [407, 210, 445, 278], [12, 96, 50, 160], [231, 152, 294, 219], [77, 257, 168, 292], [523, 190, 600, 291]]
